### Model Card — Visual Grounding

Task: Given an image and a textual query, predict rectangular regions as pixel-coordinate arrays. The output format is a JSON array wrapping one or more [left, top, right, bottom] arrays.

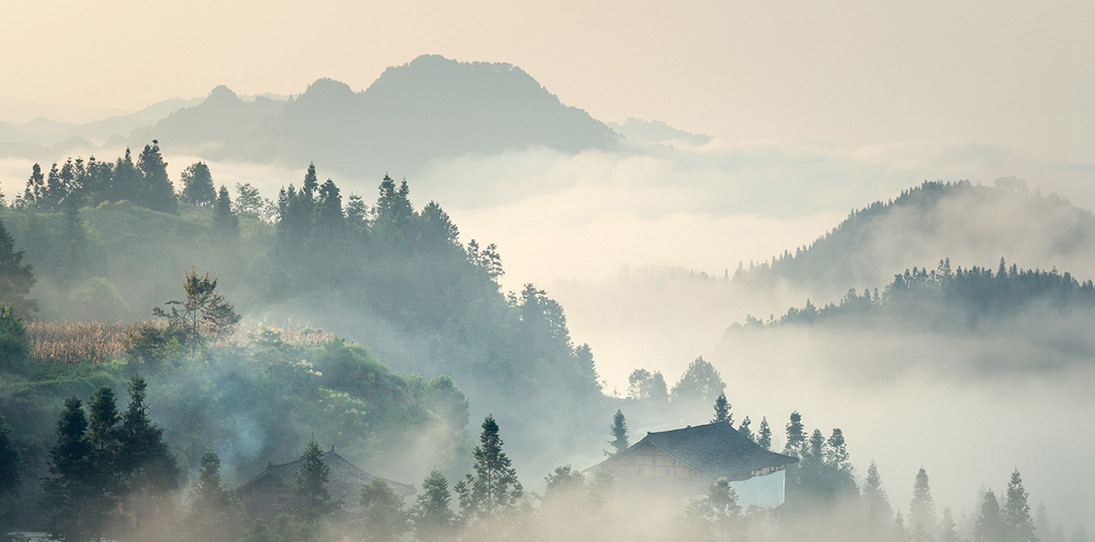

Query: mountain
[[140, 54, 618, 177], [733, 180, 1095, 299], [609, 117, 711, 147]]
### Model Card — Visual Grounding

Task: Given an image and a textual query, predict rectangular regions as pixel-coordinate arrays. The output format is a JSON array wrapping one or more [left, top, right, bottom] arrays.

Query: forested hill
[[0, 143, 608, 469], [137, 54, 617, 176], [741, 259, 1095, 332], [732, 180, 1095, 297]]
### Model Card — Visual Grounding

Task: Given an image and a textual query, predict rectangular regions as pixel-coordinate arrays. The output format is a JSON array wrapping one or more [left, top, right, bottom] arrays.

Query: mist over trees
[[0, 136, 1088, 539]]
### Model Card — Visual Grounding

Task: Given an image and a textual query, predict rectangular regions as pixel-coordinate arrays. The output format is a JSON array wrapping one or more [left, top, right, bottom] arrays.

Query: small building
[[236, 449, 415, 521], [585, 421, 797, 510]]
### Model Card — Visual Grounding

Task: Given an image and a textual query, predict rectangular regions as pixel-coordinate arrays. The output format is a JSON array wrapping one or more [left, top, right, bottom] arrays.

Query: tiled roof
[[633, 422, 797, 479]]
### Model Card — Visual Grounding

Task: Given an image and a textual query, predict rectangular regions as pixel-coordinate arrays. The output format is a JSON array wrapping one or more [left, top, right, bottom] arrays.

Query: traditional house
[[236, 448, 415, 521], [585, 422, 797, 510]]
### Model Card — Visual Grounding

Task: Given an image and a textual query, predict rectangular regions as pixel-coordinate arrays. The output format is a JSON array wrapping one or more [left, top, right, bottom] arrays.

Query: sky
[[3, 0, 1094, 163]]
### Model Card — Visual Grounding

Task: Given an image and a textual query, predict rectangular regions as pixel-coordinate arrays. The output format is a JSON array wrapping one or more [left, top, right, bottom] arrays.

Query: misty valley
[[1, 58, 1093, 542]]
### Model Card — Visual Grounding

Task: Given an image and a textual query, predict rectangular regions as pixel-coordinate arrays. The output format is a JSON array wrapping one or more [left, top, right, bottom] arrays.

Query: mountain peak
[[207, 85, 240, 103], [301, 78, 356, 101]]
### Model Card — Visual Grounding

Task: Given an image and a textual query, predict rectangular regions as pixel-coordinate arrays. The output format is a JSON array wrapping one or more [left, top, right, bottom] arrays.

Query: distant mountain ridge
[[733, 180, 1095, 298], [136, 54, 618, 177]]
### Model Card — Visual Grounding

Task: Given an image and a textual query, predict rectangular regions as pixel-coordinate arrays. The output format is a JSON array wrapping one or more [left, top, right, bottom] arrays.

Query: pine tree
[[59, 195, 89, 287], [609, 409, 629, 455], [137, 140, 177, 213], [455, 415, 522, 522], [0, 214, 37, 318], [711, 392, 732, 424], [863, 461, 894, 536], [213, 185, 240, 239], [40, 397, 97, 542], [1005, 470, 1037, 542], [0, 414, 20, 497], [783, 411, 805, 457], [756, 417, 772, 451], [410, 470, 456, 542], [118, 376, 180, 531], [360, 480, 409, 542], [188, 450, 244, 542], [910, 467, 937, 542], [738, 416, 754, 442], [941, 507, 959, 542], [974, 490, 1005, 542], [21, 163, 44, 208], [181, 161, 217, 206], [294, 439, 332, 517]]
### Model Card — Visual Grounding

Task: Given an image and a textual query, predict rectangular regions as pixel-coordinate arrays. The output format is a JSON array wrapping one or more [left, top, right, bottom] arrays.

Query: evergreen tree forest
[[743, 257, 1095, 331], [0, 145, 1085, 541]]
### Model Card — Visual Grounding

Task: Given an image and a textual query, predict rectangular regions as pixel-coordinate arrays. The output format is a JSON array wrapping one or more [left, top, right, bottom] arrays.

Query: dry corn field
[[27, 321, 132, 364], [26, 319, 337, 364]]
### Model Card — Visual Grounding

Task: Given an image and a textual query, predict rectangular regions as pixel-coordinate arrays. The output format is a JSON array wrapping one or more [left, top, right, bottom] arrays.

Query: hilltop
[[733, 180, 1095, 298]]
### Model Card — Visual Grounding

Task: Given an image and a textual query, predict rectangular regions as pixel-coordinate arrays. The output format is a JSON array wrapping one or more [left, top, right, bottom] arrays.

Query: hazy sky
[[4, 0, 1093, 162]]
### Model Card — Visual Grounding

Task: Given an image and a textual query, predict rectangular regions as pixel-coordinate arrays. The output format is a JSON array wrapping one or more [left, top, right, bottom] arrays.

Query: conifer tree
[[59, 195, 89, 287], [738, 416, 754, 442], [188, 450, 243, 542], [975, 489, 1005, 542], [359, 480, 409, 542], [21, 163, 45, 208], [410, 470, 456, 542], [118, 376, 180, 531], [783, 411, 805, 457], [0, 413, 20, 498], [0, 214, 37, 318], [941, 507, 959, 542], [455, 415, 522, 522], [137, 140, 177, 213], [181, 161, 217, 206], [295, 439, 332, 517], [609, 409, 629, 455], [863, 461, 894, 533], [1005, 470, 1037, 542], [41, 397, 97, 542], [756, 417, 772, 451], [213, 185, 240, 239], [910, 467, 937, 542], [711, 392, 732, 424]]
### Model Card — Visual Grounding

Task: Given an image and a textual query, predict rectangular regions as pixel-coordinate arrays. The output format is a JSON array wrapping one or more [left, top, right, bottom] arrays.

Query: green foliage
[[212, 185, 240, 239], [670, 356, 725, 405], [0, 213, 36, 318], [756, 416, 772, 451], [909, 467, 936, 542], [759, 257, 1095, 331], [137, 141, 178, 213], [0, 305, 28, 368], [682, 479, 744, 542], [975, 490, 1005, 542], [1005, 470, 1037, 542], [152, 269, 241, 347], [711, 392, 731, 424], [294, 439, 333, 517], [359, 479, 409, 542], [410, 470, 457, 542], [737, 416, 753, 442], [0, 414, 20, 496], [187, 450, 245, 542], [609, 409, 628, 455], [181, 162, 217, 207], [40, 396, 98, 542], [456, 415, 522, 523]]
